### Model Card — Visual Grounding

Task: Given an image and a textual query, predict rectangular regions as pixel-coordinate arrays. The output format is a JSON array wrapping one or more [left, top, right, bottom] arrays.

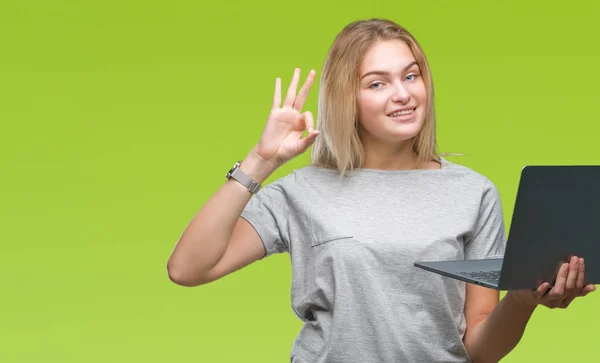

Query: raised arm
[[166, 68, 318, 287]]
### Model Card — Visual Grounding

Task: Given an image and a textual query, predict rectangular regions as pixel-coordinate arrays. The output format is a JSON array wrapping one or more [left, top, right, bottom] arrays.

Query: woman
[[167, 19, 595, 362]]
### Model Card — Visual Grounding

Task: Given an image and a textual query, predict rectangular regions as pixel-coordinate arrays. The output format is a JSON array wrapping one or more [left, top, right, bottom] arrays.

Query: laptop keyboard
[[457, 270, 501, 285]]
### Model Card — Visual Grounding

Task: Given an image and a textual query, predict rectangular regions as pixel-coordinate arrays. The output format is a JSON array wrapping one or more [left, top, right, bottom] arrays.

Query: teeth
[[389, 108, 415, 117]]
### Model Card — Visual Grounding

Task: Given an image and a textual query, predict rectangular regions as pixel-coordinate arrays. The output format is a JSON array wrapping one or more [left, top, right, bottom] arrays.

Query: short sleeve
[[464, 178, 507, 260], [240, 179, 291, 258]]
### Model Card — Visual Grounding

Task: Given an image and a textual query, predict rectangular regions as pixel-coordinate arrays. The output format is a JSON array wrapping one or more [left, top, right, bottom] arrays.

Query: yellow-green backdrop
[[1, 0, 598, 362]]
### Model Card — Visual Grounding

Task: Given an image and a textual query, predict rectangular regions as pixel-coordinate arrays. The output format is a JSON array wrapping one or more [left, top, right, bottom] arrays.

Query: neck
[[361, 138, 420, 170]]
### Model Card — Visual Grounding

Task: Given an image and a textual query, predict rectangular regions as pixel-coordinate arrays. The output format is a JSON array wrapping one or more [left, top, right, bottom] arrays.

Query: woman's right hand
[[253, 68, 319, 168]]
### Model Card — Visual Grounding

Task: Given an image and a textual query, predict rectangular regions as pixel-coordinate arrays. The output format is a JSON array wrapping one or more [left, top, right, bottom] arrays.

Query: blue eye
[[405, 74, 418, 81], [369, 82, 383, 89]]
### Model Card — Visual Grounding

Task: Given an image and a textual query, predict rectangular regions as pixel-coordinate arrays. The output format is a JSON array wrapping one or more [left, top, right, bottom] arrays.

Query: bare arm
[[166, 151, 276, 287], [463, 285, 534, 363], [166, 68, 318, 287], [465, 258, 595, 362]]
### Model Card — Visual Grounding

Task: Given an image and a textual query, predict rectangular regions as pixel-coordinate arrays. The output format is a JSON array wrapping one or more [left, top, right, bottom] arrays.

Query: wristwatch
[[226, 160, 262, 194]]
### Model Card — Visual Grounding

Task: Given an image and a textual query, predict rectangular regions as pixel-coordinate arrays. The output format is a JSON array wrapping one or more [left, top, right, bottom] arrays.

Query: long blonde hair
[[311, 19, 445, 175]]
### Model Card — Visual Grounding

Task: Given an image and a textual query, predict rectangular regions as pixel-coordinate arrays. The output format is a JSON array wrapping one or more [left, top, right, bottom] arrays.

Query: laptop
[[414, 165, 600, 290]]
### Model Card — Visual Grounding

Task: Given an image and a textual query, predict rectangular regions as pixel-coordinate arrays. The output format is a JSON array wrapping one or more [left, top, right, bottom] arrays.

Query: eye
[[369, 81, 384, 90], [404, 73, 418, 82]]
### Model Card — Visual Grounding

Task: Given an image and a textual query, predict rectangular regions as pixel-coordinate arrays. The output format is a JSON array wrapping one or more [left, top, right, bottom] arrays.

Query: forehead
[[360, 40, 416, 72]]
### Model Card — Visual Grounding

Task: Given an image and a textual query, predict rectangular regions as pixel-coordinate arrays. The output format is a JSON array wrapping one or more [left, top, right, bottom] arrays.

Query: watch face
[[226, 161, 240, 179]]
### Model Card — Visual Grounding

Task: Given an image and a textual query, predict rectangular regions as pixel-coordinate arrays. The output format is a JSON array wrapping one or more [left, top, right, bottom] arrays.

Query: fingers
[[559, 257, 584, 308], [564, 256, 579, 292], [296, 111, 319, 153], [293, 69, 316, 112], [575, 258, 585, 290], [533, 282, 552, 300], [579, 284, 597, 297], [550, 256, 590, 308], [533, 257, 595, 310], [277, 68, 317, 111], [302, 110, 316, 134], [548, 262, 569, 298], [272, 77, 282, 110], [283, 68, 301, 107], [577, 259, 595, 297]]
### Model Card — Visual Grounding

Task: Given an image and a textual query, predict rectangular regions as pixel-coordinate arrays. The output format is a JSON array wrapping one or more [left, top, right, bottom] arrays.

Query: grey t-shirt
[[241, 157, 506, 363]]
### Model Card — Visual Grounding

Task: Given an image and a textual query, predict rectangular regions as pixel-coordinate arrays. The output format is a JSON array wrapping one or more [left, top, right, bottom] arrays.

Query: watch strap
[[227, 161, 262, 194]]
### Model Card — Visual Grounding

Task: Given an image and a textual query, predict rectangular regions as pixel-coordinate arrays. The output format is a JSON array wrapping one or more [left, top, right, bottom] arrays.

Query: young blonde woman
[[167, 19, 595, 363]]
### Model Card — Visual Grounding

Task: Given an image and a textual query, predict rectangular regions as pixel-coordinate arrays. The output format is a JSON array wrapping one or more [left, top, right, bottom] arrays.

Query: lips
[[387, 107, 416, 117]]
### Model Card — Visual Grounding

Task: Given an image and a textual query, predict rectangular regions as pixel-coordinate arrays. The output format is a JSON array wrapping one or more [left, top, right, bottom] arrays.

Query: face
[[357, 40, 427, 146]]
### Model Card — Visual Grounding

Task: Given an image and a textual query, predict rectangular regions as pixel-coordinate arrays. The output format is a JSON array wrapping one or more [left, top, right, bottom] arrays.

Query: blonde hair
[[311, 19, 451, 175]]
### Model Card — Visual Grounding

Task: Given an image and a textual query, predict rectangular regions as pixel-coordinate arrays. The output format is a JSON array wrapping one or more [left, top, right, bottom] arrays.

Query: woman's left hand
[[507, 256, 596, 309]]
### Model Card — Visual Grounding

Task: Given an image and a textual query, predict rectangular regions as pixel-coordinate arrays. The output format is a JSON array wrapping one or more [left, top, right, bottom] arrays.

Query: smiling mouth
[[387, 107, 416, 118]]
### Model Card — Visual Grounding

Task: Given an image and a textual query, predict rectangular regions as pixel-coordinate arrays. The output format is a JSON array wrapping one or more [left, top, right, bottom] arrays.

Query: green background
[[1, 0, 598, 361]]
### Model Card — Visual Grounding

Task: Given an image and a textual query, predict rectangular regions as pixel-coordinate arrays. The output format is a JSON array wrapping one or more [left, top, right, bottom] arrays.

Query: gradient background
[[1, 0, 599, 362]]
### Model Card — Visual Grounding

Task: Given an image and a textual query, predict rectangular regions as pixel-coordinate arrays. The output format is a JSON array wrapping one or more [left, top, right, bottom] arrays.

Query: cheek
[[414, 83, 428, 101], [359, 93, 385, 118]]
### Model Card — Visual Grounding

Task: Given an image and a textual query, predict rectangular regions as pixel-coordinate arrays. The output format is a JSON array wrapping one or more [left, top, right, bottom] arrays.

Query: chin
[[360, 116, 425, 143], [387, 122, 424, 140]]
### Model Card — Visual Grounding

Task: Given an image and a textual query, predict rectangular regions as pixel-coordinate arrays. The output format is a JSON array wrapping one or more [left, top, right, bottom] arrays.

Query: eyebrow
[[360, 61, 419, 80]]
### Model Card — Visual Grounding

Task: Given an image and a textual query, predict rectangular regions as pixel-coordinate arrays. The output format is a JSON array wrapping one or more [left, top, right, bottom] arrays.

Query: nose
[[391, 83, 410, 104]]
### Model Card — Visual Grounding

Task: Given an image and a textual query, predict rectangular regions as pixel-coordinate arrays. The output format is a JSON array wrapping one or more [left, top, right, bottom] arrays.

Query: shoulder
[[255, 165, 341, 203], [441, 157, 502, 205], [442, 157, 494, 186], [270, 165, 338, 187], [257, 165, 326, 194]]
